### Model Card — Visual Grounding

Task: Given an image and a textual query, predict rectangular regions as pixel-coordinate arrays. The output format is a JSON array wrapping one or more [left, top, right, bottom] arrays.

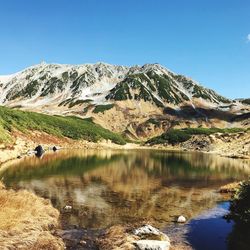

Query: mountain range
[[0, 62, 249, 139]]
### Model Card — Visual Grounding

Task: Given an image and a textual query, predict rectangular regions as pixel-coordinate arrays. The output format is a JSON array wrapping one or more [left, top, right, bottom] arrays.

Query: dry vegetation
[[98, 225, 139, 250], [0, 182, 64, 249], [98, 223, 192, 250]]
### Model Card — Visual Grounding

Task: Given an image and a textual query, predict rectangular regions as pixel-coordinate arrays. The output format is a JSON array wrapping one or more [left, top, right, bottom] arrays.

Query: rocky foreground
[[97, 223, 193, 250], [0, 179, 190, 250]]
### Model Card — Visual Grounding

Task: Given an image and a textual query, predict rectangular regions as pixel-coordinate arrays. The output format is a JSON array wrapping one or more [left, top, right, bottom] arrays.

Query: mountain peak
[[0, 62, 231, 109]]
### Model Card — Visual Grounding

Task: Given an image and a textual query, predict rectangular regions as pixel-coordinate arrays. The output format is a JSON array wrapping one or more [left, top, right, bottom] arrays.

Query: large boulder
[[135, 240, 170, 250], [34, 145, 44, 157], [133, 225, 170, 241]]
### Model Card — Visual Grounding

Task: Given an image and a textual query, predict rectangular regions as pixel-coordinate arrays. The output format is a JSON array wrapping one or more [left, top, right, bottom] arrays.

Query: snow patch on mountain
[[0, 62, 231, 110]]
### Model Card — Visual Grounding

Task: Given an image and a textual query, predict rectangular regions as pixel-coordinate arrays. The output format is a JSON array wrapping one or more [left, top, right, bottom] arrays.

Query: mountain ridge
[[0, 62, 231, 107], [0, 62, 249, 139]]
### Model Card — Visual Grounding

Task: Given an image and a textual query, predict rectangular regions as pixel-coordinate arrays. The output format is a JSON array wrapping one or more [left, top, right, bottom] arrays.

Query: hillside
[[0, 62, 249, 140], [0, 106, 125, 145], [146, 127, 250, 159]]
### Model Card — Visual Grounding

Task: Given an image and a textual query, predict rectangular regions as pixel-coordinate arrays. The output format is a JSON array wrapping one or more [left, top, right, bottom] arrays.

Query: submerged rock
[[177, 215, 186, 223], [135, 240, 170, 250]]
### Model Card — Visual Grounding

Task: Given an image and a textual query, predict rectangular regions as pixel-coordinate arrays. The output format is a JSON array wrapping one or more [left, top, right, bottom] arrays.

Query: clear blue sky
[[0, 0, 249, 98]]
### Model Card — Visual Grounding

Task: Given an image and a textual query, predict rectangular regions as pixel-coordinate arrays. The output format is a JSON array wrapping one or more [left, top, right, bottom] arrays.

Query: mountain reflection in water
[[0, 149, 249, 229]]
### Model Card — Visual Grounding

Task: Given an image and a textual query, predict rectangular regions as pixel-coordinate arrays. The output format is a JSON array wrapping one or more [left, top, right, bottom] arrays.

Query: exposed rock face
[[0, 62, 230, 108], [181, 131, 250, 159], [182, 135, 212, 151]]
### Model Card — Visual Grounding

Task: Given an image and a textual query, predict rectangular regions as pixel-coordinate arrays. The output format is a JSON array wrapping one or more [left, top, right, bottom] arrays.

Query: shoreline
[[1, 137, 249, 170], [0, 127, 249, 169]]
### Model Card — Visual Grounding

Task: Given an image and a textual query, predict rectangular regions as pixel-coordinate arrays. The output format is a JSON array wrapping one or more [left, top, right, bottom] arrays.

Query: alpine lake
[[1, 149, 249, 249]]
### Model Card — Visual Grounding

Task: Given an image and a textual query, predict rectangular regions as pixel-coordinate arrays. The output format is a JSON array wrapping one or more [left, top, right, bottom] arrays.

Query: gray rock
[[134, 225, 161, 237], [134, 225, 170, 241], [135, 240, 170, 250]]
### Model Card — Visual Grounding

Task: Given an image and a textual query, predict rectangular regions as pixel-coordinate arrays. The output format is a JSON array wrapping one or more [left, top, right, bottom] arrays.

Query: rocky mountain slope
[[0, 62, 249, 139], [0, 62, 231, 107]]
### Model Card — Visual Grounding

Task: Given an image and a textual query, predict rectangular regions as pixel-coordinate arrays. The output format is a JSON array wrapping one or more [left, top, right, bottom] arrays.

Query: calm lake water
[[0, 149, 249, 249]]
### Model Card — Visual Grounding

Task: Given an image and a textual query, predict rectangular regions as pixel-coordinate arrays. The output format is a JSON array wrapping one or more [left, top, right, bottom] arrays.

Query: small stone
[[52, 146, 60, 151], [64, 205, 72, 211], [177, 215, 186, 223], [135, 240, 170, 250], [79, 240, 86, 245]]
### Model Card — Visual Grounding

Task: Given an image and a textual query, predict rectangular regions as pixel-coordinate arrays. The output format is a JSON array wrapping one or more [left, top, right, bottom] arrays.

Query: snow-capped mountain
[[1, 62, 249, 138], [0, 62, 230, 109]]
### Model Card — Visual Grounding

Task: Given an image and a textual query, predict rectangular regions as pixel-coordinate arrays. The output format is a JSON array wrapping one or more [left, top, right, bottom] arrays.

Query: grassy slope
[[147, 127, 245, 145], [0, 106, 126, 145]]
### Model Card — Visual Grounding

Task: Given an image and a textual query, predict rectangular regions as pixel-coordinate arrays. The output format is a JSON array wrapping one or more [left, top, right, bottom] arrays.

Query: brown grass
[[98, 225, 139, 250], [219, 181, 241, 193], [97, 223, 193, 250], [0, 183, 64, 249]]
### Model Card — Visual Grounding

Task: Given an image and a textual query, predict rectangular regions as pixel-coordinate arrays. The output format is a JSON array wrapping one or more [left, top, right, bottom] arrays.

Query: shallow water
[[163, 201, 237, 250], [0, 149, 249, 248], [187, 202, 233, 250]]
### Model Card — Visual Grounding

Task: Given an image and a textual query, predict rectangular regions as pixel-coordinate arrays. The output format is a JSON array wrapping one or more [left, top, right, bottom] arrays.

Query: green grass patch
[[147, 127, 245, 145], [0, 106, 126, 145], [182, 127, 244, 135], [147, 129, 191, 145], [146, 118, 161, 126], [68, 99, 91, 108], [93, 104, 114, 113]]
